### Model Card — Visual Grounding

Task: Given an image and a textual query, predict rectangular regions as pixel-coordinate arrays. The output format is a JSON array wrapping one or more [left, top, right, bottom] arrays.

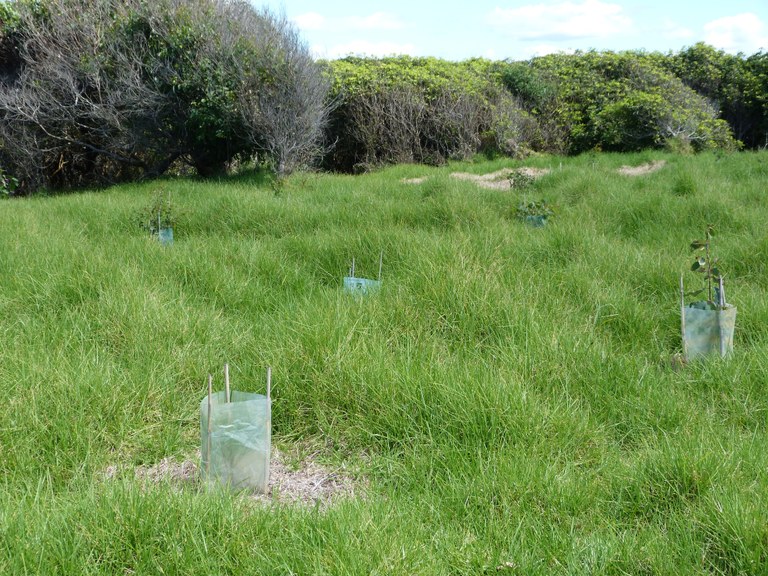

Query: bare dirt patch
[[450, 167, 551, 190], [254, 449, 363, 507], [400, 176, 429, 185], [616, 160, 666, 176], [104, 448, 364, 508]]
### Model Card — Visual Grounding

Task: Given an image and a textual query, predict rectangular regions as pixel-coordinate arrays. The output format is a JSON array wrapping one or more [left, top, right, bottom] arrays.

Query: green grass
[[1, 150, 768, 574]]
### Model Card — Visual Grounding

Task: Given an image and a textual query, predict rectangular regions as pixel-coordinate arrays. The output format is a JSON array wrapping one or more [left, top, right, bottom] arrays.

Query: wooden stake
[[266, 366, 272, 400], [718, 276, 726, 308], [718, 278, 725, 357], [680, 275, 688, 360], [350, 257, 355, 277], [206, 374, 213, 477], [378, 250, 383, 281], [718, 313, 726, 357], [224, 363, 231, 403], [717, 276, 727, 357]]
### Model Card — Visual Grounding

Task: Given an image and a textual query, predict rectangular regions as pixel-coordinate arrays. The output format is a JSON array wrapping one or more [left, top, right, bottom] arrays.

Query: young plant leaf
[[691, 257, 706, 271]]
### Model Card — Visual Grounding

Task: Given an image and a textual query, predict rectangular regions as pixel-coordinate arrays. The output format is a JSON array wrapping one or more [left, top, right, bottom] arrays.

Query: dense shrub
[[664, 43, 765, 147], [3, 7, 766, 193], [322, 57, 537, 172], [0, 2, 20, 82], [742, 51, 768, 148], [495, 61, 567, 153], [522, 51, 739, 154], [0, 0, 330, 193], [596, 73, 736, 152]]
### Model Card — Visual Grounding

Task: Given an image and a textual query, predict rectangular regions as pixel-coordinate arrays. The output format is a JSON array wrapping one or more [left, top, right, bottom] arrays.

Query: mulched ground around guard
[[103, 448, 365, 508]]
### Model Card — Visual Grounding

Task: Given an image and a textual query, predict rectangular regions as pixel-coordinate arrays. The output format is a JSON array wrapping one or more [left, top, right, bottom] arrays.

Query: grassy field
[[1, 150, 768, 574]]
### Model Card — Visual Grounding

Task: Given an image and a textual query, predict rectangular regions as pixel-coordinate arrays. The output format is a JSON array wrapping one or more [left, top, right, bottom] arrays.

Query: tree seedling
[[516, 199, 554, 227], [680, 224, 736, 360], [516, 199, 554, 218], [134, 188, 179, 243], [686, 224, 726, 309]]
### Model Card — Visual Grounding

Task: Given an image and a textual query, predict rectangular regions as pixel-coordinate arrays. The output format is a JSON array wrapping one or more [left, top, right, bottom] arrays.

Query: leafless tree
[[223, 3, 333, 175], [347, 85, 426, 170], [422, 88, 485, 161], [329, 81, 536, 171], [0, 0, 175, 190]]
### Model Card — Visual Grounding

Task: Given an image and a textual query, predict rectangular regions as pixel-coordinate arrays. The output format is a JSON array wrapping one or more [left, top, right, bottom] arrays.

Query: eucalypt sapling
[[687, 224, 726, 309]]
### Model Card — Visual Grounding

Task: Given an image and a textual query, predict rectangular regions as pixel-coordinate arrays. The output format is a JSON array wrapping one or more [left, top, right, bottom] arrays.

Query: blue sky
[[252, 0, 768, 61]]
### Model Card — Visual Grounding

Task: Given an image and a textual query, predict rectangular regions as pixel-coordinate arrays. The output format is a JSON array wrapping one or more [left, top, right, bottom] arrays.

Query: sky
[[252, 0, 768, 61]]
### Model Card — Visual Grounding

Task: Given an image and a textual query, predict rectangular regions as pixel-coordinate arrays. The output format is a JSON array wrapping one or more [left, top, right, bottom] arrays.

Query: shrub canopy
[[513, 51, 739, 153], [2, 1, 765, 194], [322, 56, 537, 172], [0, 0, 330, 193]]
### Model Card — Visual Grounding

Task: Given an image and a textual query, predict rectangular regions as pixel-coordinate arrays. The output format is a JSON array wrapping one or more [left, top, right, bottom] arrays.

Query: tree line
[[1, 0, 767, 194]]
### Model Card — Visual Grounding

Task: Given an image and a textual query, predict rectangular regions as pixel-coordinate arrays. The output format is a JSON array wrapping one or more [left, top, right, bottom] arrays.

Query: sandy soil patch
[[104, 448, 364, 508], [450, 167, 551, 190], [616, 160, 666, 176], [400, 176, 429, 184]]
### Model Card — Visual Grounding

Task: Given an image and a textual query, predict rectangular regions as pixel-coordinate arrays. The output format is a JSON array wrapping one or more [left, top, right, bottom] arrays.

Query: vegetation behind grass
[[1, 151, 767, 574]]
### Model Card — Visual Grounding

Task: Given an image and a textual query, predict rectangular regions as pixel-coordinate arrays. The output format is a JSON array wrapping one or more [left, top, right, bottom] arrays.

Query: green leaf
[[690, 239, 706, 250], [691, 257, 706, 271]]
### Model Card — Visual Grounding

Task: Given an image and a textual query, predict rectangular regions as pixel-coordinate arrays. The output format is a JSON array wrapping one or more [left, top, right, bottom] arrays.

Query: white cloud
[[308, 43, 331, 60], [704, 13, 768, 54], [293, 11, 406, 33], [662, 19, 695, 41], [343, 12, 405, 31], [526, 44, 577, 57], [325, 40, 418, 58], [292, 11, 413, 59], [293, 12, 326, 31], [489, 0, 632, 41]]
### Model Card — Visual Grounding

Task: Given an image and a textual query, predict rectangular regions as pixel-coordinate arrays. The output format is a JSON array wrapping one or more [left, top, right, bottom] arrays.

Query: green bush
[[528, 50, 739, 154], [665, 42, 765, 148], [0, 164, 18, 196], [322, 56, 537, 172]]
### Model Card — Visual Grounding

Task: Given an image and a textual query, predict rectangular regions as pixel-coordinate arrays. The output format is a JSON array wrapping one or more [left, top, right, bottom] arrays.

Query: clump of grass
[[672, 170, 697, 197]]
